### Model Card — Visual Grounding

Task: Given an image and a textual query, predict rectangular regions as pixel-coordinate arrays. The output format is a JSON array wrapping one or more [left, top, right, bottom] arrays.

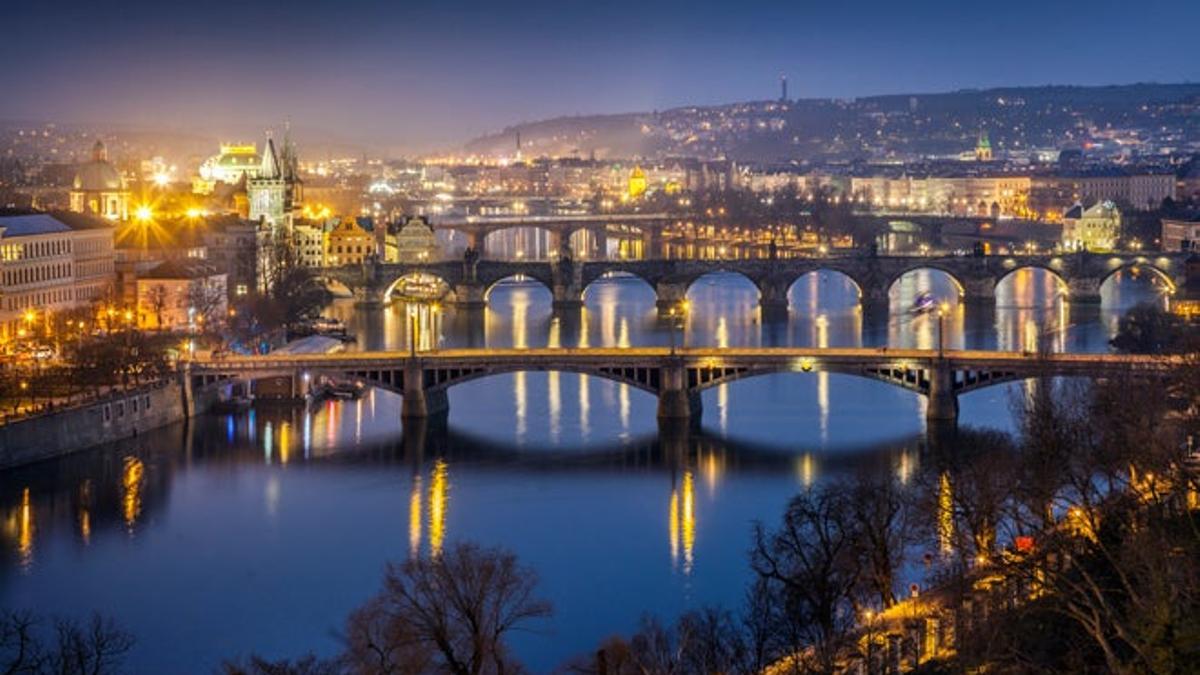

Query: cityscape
[[1, 1, 1199, 673]]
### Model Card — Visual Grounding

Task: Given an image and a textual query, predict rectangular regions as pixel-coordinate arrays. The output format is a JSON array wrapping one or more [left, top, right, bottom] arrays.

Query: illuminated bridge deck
[[186, 348, 1180, 424]]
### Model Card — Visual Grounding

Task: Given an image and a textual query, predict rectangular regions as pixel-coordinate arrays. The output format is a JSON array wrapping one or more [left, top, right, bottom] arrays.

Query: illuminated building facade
[[391, 216, 438, 263], [628, 166, 647, 199], [247, 129, 303, 231], [324, 217, 374, 266], [194, 143, 261, 194], [135, 259, 227, 330], [69, 141, 129, 220], [0, 213, 116, 341], [1062, 201, 1121, 251]]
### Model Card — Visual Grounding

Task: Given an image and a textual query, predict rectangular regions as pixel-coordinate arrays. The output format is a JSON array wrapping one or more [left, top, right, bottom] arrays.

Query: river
[[0, 267, 1167, 672]]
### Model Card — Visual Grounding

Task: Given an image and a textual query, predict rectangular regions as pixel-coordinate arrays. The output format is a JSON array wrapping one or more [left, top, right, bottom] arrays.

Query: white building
[[0, 213, 117, 341]]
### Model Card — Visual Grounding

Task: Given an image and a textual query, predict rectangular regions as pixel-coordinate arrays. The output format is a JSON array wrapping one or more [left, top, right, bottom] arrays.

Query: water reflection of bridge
[[320, 252, 1184, 313], [187, 347, 1178, 425]]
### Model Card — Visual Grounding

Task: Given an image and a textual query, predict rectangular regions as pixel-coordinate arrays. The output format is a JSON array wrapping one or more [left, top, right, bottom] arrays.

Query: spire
[[260, 135, 281, 179]]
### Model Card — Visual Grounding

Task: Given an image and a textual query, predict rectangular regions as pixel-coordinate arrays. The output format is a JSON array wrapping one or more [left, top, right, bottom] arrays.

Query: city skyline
[[2, 0, 1199, 152]]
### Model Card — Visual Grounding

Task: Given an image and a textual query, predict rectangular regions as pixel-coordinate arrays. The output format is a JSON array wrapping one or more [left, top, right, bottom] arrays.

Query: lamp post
[[936, 302, 949, 358], [668, 300, 689, 355]]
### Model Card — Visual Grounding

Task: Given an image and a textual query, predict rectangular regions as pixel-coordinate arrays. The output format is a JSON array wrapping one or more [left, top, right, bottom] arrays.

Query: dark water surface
[[0, 269, 1167, 672]]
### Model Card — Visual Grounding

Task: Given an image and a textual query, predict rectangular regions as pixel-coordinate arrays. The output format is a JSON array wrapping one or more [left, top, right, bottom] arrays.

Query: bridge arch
[[482, 273, 554, 303], [314, 275, 355, 299], [886, 265, 966, 304], [1097, 262, 1177, 297], [785, 268, 865, 308], [381, 272, 453, 301], [580, 270, 657, 303], [994, 265, 1069, 307], [684, 269, 762, 301]]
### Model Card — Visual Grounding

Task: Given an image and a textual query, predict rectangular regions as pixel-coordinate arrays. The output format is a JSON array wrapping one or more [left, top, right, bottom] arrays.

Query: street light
[[668, 299, 689, 355], [936, 302, 950, 357]]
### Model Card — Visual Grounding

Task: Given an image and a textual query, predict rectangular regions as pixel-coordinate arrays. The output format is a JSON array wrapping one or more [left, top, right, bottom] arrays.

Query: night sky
[[2, 0, 1198, 151]]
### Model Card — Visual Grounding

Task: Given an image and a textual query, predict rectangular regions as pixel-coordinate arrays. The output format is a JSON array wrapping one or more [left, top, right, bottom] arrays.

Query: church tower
[[247, 134, 289, 229]]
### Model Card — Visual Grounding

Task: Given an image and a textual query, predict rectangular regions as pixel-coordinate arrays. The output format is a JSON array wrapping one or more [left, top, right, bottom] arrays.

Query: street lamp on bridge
[[937, 302, 950, 357], [668, 299, 689, 355]]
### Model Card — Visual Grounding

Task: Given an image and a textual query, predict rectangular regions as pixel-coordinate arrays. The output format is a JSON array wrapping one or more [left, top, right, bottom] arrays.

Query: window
[[132, 398, 138, 413], [144, 395, 151, 409], [103, 405, 111, 422], [116, 402, 124, 418]]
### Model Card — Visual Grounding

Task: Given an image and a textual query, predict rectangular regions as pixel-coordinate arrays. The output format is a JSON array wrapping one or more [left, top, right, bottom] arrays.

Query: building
[[246, 126, 303, 229], [135, 259, 227, 331], [628, 166, 647, 199], [292, 220, 327, 268], [1031, 172, 1176, 214], [248, 138, 288, 229], [69, 141, 129, 220], [1062, 201, 1121, 252], [201, 215, 267, 297], [391, 216, 438, 263], [194, 143, 261, 194], [324, 217, 374, 266], [975, 132, 993, 161], [0, 212, 117, 342], [1161, 214, 1200, 252], [51, 212, 117, 304]]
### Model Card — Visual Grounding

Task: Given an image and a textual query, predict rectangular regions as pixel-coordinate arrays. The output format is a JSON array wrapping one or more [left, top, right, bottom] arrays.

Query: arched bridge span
[[186, 348, 1177, 427]]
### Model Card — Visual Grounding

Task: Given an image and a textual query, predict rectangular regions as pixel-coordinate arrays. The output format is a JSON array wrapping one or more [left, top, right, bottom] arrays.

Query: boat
[[311, 378, 366, 402], [911, 292, 936, 314], [212, 395, 253, 413]]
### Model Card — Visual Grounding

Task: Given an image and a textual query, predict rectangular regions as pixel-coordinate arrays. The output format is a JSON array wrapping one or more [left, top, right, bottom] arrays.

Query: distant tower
[[515, 130, 522, 160], [975, 131, 993, 161], [780, 75, 788, 102]]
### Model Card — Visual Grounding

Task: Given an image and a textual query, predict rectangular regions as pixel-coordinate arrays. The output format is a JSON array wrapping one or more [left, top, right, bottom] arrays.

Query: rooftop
[[140, 259, 224, 280], [0, 213, 74, 237]]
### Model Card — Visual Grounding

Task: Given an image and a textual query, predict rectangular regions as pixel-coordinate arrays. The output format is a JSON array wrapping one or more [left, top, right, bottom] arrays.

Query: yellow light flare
[[123, 457, 144, 529], [409, 475, 422, 558], [681, 471, 696, 575], [18, 488, 33, 569], [133, 205, 154, 222], [428, 460, 448, 557], [668, 487, 680, 566]]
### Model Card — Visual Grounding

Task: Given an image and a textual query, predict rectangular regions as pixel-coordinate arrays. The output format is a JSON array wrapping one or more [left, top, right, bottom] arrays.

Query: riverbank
[[0, 381, 188, 470]]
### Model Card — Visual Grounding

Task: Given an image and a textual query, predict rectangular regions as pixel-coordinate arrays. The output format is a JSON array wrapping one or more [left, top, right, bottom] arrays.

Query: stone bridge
[[319, 251, 1186, 313], [185, 347, 1178, 427]]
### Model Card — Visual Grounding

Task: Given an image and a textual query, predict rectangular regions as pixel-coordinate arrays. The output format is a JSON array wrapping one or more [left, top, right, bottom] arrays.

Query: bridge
[[320, 251, 1186, 313], [423, 212, 1040, 258], [184, 347, 1178, 427]]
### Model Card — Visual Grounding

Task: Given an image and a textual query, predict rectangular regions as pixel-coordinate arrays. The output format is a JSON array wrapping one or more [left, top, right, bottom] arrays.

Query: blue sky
[[2, 0, 1197, 150]]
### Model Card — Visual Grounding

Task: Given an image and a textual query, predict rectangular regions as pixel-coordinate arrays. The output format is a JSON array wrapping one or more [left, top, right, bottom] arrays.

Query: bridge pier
[[1067, 277, 1103, 304], [551, 284, 584, 310], [450, 282, 487, 309], [925, 362, 958, 423], [962, 276, 996, 306], [655, 281, 689, 314], [657, 361, 702, 428], [402, 362, 449, 420], [758, 279, 791, 321], [353, 286, 388, 308]]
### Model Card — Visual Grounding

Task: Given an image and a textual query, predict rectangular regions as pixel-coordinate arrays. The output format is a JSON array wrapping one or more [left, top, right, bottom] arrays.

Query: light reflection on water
[[0, 268, 1168, 673]]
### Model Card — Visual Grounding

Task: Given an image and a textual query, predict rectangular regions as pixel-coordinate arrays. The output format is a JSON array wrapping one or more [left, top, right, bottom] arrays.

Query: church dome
[[72, 141, 123, 191]]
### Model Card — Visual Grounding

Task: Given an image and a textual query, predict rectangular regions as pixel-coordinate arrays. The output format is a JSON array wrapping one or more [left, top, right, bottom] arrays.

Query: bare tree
[[751, 485, 861, 673], [0, 611, 133, 675], [343, 543, 551, 675]]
